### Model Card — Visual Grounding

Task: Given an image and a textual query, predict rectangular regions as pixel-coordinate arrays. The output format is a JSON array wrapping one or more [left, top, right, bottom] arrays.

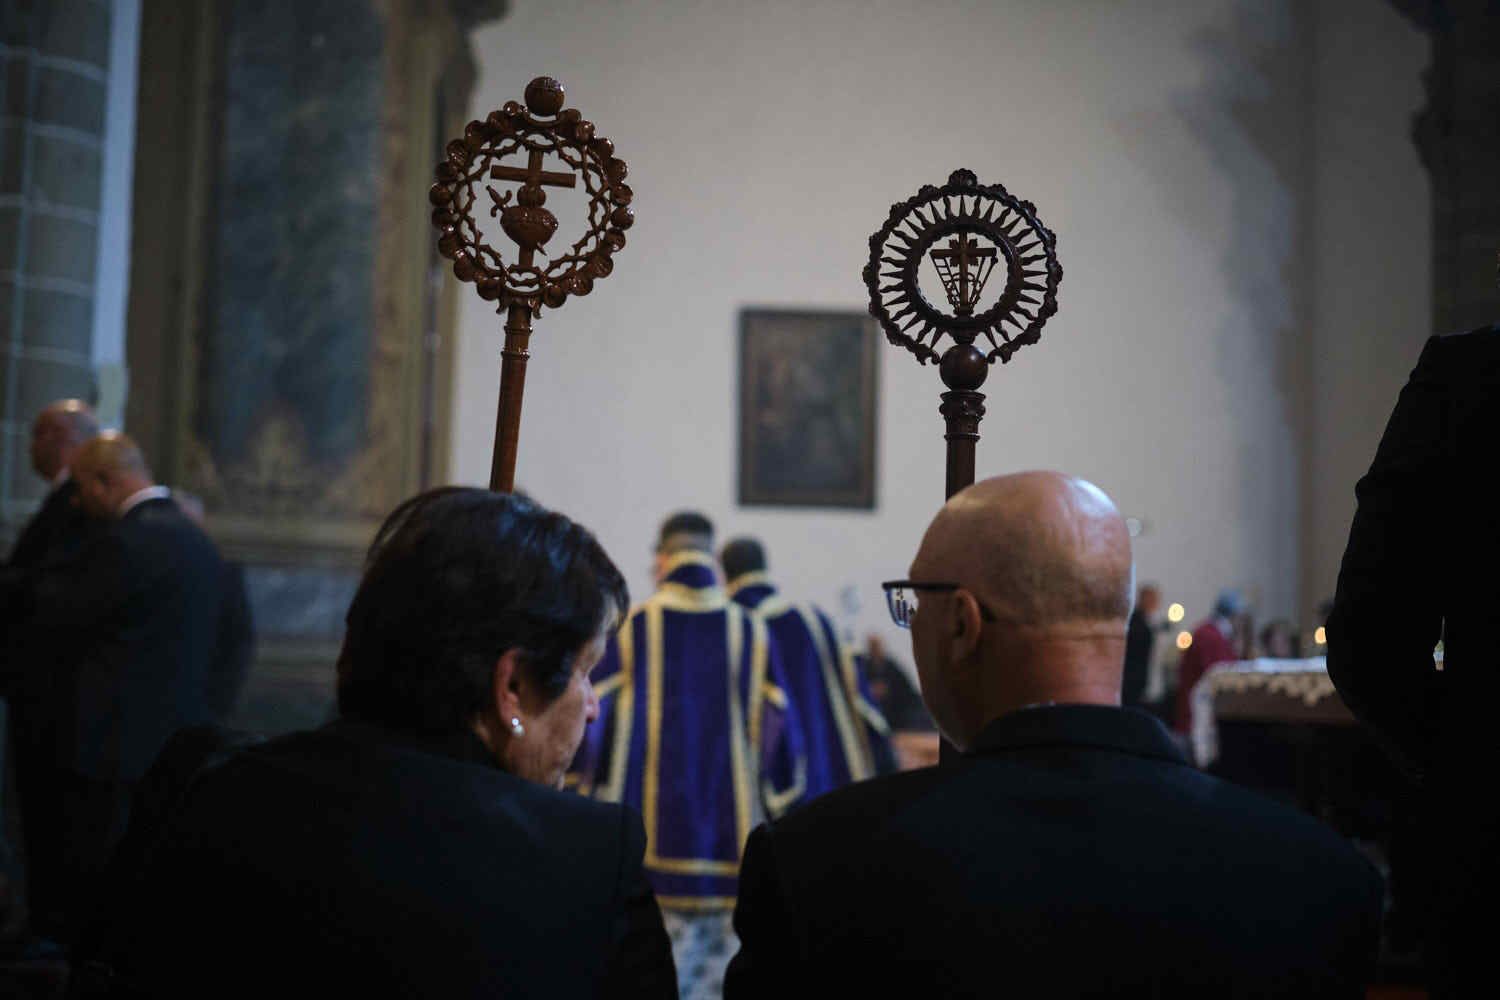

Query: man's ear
[[950, 590, 984, 661], [490, 648, 527, 722]]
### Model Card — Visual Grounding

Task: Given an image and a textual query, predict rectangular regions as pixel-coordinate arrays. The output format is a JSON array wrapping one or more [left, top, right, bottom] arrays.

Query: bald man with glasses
[[727, 471, 1382, 998]]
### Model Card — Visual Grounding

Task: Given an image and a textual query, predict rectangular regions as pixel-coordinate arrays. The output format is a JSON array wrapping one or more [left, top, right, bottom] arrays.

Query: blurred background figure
[[2, 400, 101, 955], [1258, 619, 1301, 659], [571, 512, 803, 999], [174, 492, 255, 723], [5, 401, 100, 570], [721, 536, 887, 798], [1122, 583, 1161, 708], [1, 433, 226, 943], [1328, 323, 1500, 995], [1173, 589, 1244, 734], [859, 635, 936, 772]]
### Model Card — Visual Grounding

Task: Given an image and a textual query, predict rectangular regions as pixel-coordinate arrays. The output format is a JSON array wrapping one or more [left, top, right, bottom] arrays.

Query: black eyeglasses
[[881, 580, 998, 630]]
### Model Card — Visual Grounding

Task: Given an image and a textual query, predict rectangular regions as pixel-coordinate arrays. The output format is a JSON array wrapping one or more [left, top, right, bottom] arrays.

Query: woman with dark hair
[[104, 488, 677, 998]]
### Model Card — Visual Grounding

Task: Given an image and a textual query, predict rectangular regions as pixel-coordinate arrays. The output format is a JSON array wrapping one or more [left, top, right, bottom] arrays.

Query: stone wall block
[[0, 123, 24, 194], [0, 206, 18, 271], [35, 0, 111, 68], [2, 425, 45, 504], [24, 211, 97, 284], [245, 567, 361, 641], [9, 353, 94, 422], [22, 288, 92, 356], [31, 133, 102, 210], [3, 52, 28, 117], [32, 66, 105, 134]]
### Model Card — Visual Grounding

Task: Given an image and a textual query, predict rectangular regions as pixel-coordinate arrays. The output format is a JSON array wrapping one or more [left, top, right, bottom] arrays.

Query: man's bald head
[[906, 472, 1135, 749], [29, 399, 99, 480], [911, 471, 1133, 628], [71, 431, 154, 518]]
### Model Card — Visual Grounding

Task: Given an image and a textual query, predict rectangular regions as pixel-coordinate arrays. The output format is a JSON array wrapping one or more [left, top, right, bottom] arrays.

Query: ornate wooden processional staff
[[430, 76, 634, 491], [863, 169, 1062, 500]]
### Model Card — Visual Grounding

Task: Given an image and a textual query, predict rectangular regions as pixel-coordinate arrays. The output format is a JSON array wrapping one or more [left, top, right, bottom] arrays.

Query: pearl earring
[[510, 716, 525, 738]]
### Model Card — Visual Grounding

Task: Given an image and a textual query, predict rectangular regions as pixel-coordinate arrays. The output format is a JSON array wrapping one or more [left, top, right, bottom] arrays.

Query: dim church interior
[[1, 0, 1497, 992]]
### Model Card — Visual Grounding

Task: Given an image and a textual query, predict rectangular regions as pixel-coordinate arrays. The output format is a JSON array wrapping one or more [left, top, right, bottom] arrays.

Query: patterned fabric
[[568, 552, 806, 908], [729, 576, 889, 799], [663, 910, 737, 1000], [1191, 657, 1340, 765]]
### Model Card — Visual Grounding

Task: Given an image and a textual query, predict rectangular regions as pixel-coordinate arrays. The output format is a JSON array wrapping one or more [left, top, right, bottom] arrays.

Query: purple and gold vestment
[[568, 552, 805, 912]]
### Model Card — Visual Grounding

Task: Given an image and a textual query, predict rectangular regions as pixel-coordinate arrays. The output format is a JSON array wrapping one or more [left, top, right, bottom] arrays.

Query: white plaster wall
[[449, 0, 1414, 656], [1304, 0, 1431, 625]]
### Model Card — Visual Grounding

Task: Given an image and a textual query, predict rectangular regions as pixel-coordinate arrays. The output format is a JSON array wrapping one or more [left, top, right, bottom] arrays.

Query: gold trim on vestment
[[745, 612, 773, 829], [592, 672, 626, 702], [763, 754, 806, 819], [843, 643, 887, 759], [595, 612, 636, 803], [656, 895, 738, 913], [654, 581, 727, 611], [724, 570, 772, 597], [659, 550, 718, 575], [751, 595, 791, 618], [798, 604, 871, 782], [640, 597, 745, 878], [731, 605, 758, 845]]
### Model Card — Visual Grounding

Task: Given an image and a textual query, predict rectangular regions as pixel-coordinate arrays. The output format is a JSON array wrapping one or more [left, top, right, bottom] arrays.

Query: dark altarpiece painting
[[126, 0, 504, 733], [738, 309, 877, 509]]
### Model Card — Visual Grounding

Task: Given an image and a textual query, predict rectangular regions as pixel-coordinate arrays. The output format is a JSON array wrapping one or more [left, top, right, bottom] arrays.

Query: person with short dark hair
[[111, 488, 677, 998], [721, 536, 888, 799], [726, 472, 1381, 997], [570, 511, 803, 999]]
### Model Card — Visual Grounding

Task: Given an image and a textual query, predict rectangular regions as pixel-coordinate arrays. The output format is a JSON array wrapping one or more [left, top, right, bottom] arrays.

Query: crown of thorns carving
[[864, 169, 1061, 366], [430, 77, 633, 315]]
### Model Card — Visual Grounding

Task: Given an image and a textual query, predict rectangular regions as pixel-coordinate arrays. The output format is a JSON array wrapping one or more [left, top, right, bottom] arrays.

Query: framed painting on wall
[[738, 308, 878, 509]]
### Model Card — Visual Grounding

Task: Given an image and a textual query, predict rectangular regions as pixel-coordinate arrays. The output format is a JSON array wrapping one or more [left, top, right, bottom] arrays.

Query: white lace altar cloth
[[1189, 657, 1345, 766]]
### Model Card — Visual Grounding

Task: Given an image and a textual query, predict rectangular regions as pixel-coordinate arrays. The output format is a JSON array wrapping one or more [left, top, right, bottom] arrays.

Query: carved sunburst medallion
[[863, 169, 1062, 367]]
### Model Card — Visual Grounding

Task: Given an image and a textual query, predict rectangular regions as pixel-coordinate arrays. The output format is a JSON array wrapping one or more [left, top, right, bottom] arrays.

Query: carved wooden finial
[[431, 75, 634, 492], [863, 171, 1061, 499], [524, 76, 566, 116]]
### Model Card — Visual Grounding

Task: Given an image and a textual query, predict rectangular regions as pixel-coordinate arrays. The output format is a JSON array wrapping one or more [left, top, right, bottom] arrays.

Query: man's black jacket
[[727, 704, 1382, 998], [9, 496, 224, 780]]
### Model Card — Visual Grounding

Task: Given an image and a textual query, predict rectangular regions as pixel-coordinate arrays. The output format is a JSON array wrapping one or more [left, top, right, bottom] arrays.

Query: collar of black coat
[[324, 717, 503, 772], [965, 704, 1186, 765]]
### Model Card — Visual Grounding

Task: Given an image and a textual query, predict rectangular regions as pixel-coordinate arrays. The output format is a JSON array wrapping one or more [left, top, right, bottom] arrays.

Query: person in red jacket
[[1173, 590, 1244, 733]]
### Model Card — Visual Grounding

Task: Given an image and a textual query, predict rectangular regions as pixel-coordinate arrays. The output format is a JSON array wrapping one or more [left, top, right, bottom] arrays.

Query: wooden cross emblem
[[929, 232, 998, 317], [430, 76, 633, 492]]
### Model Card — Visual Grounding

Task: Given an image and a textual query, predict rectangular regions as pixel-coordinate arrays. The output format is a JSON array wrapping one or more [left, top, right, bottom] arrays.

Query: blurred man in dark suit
[[3, 433, 225, 941], [727, 472, 1382, 998], [2, 400, 98, 941], [174, 492, 255, 723], [1328, 322, 1500, 996], [1122, 581, 1160, 707], [4, 399, 98, 569]]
